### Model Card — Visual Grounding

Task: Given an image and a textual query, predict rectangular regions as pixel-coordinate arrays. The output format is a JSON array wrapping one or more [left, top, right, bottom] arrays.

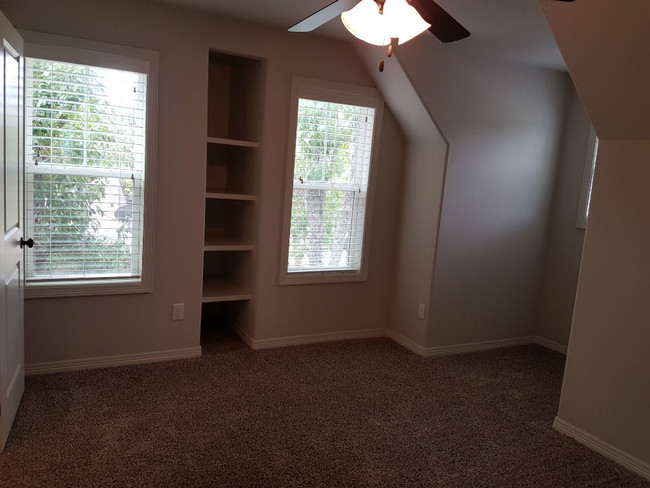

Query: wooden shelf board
[[205, 190, 256, 201], [204, 232, 253, 250], [206, 137, 259, 148], [204, 244, 254, 252], [202, 279, 252, 303]]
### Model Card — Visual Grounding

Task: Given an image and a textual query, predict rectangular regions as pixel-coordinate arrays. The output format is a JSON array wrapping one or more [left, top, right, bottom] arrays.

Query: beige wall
[[389, 142, 447, 344], [396, 37, 569, 347], [1, 0, 406, 362], [352, 48, 448, 346], [558, 140, 650, 463], [540, 0, 650, 470], [2, 0, 586, 365], [540, 0, 650, 140], [252, 103, 405, 339], [535, 83, 590, 346]]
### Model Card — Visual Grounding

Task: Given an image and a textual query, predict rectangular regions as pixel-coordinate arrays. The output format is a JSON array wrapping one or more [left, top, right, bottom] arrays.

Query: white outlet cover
[[417, 303, 426, 320], [172, 303, 184, 320]]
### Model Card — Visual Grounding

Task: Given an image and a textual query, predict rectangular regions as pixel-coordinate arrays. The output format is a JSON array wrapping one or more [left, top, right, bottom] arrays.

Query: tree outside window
[[280, 78, 382, 285], [26, 58, 146, 281]]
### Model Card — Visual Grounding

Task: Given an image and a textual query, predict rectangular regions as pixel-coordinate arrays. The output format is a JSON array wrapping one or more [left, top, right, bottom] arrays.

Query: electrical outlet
[[417, 303, 426, 320], [172, 303, 184, 321]]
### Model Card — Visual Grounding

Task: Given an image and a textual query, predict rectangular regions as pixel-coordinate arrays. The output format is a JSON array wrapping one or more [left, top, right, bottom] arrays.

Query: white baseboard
[[244, 327, 534, 356], [233, 326, 254, 347], [236, 327, 387, 350], [534, 335, 568, 355], [423, 335, 535, 357], [25, 346, 202, 376], [385, 329, 429, 355], [25, 330, 561, 376], [387, 329, 534, 357], [239, 328, 563, 358], [554, 417, 650, 480]]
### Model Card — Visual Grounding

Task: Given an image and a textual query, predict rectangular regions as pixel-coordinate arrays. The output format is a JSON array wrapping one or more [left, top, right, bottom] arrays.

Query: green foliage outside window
[[289, 100, 370, 269], [29, 60, 137, 278]]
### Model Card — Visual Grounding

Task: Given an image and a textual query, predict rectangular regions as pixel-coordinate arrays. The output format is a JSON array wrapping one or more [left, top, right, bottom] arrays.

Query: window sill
[[279, 270, 367, 286], [25, 278, 152, 299]]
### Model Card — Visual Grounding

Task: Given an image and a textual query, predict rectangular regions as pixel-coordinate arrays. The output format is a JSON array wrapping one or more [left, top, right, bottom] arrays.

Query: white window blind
[[288, 98, 375, 273], [25, 58, 147, 282]]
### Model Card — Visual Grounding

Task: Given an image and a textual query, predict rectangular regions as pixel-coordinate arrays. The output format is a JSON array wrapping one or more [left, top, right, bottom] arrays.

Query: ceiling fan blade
[[409, 0, 470, 43], [288, 0, 357, 32]]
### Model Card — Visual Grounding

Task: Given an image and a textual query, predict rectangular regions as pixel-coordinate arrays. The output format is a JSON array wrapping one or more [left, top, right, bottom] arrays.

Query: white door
[[0, 9, 24, 451]]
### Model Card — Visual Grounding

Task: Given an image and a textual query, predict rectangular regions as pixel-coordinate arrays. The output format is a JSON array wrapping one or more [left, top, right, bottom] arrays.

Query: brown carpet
[[1, 327, 648, 488]]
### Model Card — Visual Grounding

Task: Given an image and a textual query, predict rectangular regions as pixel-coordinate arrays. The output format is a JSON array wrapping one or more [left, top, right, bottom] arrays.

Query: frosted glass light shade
[[384, 0, 431, 44], [341, 0, 390, 46], [341, 0, 431, 46]]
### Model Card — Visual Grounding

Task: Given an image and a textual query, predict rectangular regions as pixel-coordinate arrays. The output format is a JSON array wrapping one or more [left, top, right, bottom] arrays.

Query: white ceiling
[[155, 0, 566, 70]]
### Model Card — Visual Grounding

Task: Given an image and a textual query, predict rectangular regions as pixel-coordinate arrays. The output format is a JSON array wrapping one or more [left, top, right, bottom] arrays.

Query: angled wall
[[395, 36, 569, 348], [540, 0, 650, 140], [353, 47, 448, 347], [556, 140, 650, 474], [535, 83, 590, 348], [540, 0, 650, 475]]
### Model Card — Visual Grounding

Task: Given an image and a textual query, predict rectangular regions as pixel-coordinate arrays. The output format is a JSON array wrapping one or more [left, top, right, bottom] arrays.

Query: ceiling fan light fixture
[[341, 0, 431, 46], [384, 0, 431, 45], [341, 0, 390, 46]]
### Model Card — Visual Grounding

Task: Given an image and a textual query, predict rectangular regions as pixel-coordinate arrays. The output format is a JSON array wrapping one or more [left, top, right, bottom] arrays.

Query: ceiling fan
[[290, 0, 469, 44], [289, 0, 575, 71]]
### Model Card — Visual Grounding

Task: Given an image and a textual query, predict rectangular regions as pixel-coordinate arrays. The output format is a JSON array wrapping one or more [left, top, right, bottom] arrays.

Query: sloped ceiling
[[539, 0, 650, 139], [154, 0, 566, 70]]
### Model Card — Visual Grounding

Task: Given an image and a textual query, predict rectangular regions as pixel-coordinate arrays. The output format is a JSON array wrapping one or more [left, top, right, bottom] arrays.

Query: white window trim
[[21, 31, 158, 298], [576, 125, 598, 230], [279, 76, 384, 286]]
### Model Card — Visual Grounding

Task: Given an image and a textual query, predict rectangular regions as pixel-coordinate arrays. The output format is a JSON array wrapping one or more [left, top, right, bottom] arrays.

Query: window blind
[[288, 98, 375, 273], [25, 58, 147, 281]]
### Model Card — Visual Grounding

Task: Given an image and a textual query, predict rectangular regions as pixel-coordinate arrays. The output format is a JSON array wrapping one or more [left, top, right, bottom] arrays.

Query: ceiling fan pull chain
[[379, 39, 395, 71]]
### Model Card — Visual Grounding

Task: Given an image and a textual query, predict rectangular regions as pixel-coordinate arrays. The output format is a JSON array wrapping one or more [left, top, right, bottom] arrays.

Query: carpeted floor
[[1, 327, 648, 488]]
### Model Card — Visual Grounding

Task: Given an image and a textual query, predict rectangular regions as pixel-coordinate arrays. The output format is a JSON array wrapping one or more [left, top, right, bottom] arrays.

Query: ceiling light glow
[[341, 0, 431, 46]]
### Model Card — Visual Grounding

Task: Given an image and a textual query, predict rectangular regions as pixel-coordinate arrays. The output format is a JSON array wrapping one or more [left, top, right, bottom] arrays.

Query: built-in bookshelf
[[202, 52, 264, 335]]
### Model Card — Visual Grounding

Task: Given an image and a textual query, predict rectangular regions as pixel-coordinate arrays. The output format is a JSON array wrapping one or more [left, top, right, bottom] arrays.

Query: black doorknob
[[20, 238, 35, 249]]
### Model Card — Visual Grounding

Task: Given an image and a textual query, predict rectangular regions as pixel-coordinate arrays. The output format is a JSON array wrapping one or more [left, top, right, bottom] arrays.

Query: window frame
[[22, 31, 158, 298], [576, 125, 598, 230], [279, 76, 384, 285]]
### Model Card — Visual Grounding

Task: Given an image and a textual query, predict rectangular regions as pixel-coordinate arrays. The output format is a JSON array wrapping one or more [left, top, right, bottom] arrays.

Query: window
[[576, 126, 599, 230], [23, 33, 157, 297], [279, 77, 383, 285]]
